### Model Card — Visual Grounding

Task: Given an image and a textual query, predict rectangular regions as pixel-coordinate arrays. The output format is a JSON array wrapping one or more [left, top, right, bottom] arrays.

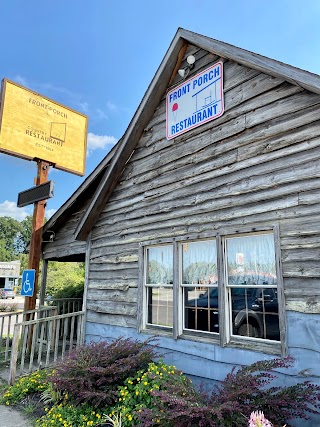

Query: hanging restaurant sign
[[0, 79, 88, 176], [166, 61, 224, 140]]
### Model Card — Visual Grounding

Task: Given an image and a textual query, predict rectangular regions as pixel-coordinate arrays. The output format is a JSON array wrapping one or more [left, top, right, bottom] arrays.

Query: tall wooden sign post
[[23, 160, 50, 312], [0, 78, 88, 315]]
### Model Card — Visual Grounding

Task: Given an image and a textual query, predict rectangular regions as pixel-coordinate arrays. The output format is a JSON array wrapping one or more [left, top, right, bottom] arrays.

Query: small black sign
[[17, 181, 54, 207]]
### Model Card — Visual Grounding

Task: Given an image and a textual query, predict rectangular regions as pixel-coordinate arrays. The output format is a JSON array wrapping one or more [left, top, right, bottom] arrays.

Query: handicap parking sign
[[21, 269, 36, 297]]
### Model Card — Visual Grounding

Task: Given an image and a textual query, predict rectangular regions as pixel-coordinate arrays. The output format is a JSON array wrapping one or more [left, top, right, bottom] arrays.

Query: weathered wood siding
[[42, 204, 89, 261], [86, 45, 320, 329]]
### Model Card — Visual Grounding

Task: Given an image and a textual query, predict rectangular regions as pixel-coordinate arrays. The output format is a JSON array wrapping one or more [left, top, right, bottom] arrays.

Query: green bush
[[113, 360, 189, 426], [35, 402, 104, 427], [50, 282, 84, 299], [46, 262, 85, 299], [137, 357, 320, 427], [1, 369, 51, 405], [48, 337, 158, 407]]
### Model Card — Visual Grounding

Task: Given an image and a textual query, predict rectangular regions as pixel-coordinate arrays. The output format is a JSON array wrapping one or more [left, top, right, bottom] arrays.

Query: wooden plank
[[286, 299, 320, 314], [281, 235, 320, 249], [246, 91, 320, 128], [88, 281, 136, 291], [45, 321, 53, 366], [86, 310, 137, 328], [86, 301, 137, 316], [54, 319, 61, 362], [9, 323, 21, 385], [87, 289, 138, 304], [282, 248, 320, 262], [69, 316, 75, 350]]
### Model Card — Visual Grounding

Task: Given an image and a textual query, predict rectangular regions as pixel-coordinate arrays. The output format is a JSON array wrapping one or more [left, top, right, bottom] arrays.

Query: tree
[[0, 215, 34, 261], [15, 215, 33, 254], [0, 216, 22, 260], [46, 262, 85, 298]]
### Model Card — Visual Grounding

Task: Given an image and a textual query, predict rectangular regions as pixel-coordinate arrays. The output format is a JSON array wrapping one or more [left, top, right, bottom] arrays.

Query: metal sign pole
[[23, 160, 50, 312]]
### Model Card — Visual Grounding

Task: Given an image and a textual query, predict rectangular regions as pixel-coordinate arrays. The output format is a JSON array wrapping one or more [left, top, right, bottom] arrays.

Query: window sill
[[227, 337, 282, 356]]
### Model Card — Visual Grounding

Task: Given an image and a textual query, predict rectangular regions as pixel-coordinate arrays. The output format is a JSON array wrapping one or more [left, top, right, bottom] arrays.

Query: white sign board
[[166, 62, 224, 140]]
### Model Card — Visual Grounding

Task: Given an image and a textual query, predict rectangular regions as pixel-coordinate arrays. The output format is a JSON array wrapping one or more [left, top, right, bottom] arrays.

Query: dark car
[[184, 276, 280, 340]]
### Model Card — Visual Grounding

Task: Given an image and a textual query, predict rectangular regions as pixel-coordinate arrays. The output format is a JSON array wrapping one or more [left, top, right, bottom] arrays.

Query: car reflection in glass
[[184, 275, 280, 341]]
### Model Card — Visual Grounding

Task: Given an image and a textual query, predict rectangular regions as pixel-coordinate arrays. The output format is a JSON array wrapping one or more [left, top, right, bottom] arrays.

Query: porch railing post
[[9, 323, 21, 385]]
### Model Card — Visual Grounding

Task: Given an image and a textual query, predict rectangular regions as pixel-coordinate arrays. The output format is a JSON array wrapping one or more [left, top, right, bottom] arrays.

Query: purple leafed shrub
[[137, 357, 320, 427], [48, 337, 157, 407]]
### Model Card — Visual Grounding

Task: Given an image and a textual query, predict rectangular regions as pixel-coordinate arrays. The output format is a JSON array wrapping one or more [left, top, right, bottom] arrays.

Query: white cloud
[[13, 75, 29, 87], [87, 132, 117, 154], [0, 201, 31, 221], [45, 208, 57, 219], [95, 108, 109, 121], [106, 101, 118, 112], [79, 102, 89, 113]]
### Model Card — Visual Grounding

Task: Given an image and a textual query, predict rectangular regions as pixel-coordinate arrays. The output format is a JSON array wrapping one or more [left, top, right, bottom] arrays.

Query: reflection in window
[[182, 240, 218, 333], [184, 287, 219, 333], [225, 234, 280, 341], [182, 240, 217, 285], [147, 246, 173, 285], [147, 287, 173, 327], [146, 245, 173, 328]]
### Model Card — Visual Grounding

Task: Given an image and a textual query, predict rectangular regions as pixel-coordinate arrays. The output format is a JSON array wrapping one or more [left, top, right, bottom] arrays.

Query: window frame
[[138, 225, 287, 356]]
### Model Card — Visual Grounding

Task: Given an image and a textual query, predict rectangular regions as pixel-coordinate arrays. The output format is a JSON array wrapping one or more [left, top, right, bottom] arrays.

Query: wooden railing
[[0, 306, 59, 363], [9, 310, 85, 384], [43, 297, 83, 315]]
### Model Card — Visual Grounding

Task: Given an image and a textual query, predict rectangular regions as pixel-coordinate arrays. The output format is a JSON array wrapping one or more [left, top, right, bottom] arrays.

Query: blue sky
[[0, 0, 319, 221]]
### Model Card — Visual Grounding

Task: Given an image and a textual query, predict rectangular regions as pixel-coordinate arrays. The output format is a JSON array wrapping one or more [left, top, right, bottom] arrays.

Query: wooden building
[[41, 28, 320, 425]]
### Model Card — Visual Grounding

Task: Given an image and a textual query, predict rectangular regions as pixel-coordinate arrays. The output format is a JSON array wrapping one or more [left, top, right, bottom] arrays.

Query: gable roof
[[70, 27, 320, 240]]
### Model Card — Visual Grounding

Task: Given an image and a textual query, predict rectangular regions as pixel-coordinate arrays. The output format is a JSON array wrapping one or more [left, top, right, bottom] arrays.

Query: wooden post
[[39, 259, 48, 307], [24, 160, 50, 313]]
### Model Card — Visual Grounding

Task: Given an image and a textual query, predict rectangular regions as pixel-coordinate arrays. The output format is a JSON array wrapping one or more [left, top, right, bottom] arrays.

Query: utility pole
[[23, 160, 50, 312]]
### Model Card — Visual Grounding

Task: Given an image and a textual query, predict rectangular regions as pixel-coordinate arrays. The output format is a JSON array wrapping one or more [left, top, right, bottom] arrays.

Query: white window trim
[[138, 225, 287, 356]]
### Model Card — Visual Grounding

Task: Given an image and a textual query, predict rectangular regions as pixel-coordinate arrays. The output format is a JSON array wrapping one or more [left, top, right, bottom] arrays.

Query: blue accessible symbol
[[21, 269, 36, 297]]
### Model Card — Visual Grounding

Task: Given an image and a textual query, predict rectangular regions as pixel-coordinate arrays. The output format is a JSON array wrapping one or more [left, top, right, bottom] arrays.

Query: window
[[145, 245, 173, 328], [182, 240, 218, 333], [225, 234, 280, 341], [140, 229, 285, 354]]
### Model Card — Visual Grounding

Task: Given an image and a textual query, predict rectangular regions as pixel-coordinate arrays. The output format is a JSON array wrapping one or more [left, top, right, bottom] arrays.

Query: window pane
[[184, 286, 219, 333], [146, 245, 173, 285], [147, 287, 173, 327], [182, 240, 217, 284], [226, 234, 276, 284], [226, 234, 280, 341], [231, 287, 280, 340]]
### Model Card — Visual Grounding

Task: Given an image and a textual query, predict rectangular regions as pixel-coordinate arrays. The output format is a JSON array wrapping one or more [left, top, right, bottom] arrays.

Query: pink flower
[[249, 411, 273, 427]]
